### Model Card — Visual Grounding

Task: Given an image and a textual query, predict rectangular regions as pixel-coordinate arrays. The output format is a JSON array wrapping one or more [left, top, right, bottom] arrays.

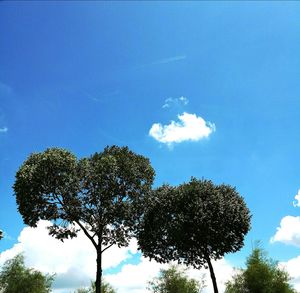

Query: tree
[[225, 246, 296, 293], [76, 280, 116, 293], [14, 146, 155, 293], [0, 254, 53, 293], [138, 178, 251, 293], [148, 265, 205, 293]]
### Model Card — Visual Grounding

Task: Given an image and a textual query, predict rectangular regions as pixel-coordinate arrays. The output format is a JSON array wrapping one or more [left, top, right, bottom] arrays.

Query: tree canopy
[[14, 145, 155, 293], [0, 254, 54, 293], [138, 178, 251, 293], [148, 265, 205, 293], [225, 246, 296, 293]]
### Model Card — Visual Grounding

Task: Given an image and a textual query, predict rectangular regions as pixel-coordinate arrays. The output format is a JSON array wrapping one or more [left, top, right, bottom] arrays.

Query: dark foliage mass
[[138, 178, 251, 293], [13, 146, 155, 293]]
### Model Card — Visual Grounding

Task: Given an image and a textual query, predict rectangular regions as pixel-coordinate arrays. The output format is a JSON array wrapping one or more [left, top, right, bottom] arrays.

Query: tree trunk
[[95, 246, 102, 293], [206, 256, 219, 293]]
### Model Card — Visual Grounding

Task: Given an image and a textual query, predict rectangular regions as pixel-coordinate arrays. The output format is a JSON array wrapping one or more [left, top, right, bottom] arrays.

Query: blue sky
[[1, 2, 300, 292]]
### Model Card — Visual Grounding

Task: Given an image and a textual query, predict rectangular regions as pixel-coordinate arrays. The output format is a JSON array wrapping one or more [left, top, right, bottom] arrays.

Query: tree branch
[[75, 220, 98, 249], [53, 193, 98, 249], [101, 243, 114, 254]]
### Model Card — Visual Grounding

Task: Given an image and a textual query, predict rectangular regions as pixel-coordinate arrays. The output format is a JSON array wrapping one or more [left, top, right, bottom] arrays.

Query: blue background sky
[[1, 1, 300, 287]]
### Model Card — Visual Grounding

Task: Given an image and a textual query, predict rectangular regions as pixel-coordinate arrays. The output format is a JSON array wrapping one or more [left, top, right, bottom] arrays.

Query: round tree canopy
[[138, 178, 251, 269]]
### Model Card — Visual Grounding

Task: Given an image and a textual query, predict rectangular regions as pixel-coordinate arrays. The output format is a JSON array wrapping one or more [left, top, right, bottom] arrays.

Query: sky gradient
[[1, 2, 300, 292]]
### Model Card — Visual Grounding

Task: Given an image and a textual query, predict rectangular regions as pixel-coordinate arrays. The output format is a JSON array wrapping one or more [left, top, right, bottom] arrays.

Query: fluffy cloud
[[106, 257, 165, 293], [280, 256, 300, 291], [0, 127, 8, 133], [106, 257, 233, 293], [162, 96, 189, 108], [293, 189, 300, 207], [0, 221, 137, 292], [0, 221, 235, 293], [149, 112, 215, 146], [270, 216, 300, 247]]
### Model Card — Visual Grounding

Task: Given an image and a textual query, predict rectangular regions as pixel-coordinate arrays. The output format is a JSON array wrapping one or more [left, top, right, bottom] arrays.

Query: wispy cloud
[[137, 55, 187, 69], [162, 96, 189, 109], [293, 189, 300, 207], [86, 90, 120, 103], [0, 127, 8, 133], [0, 230, 13, 241], [0, 82, 12, 96], [149, 112, 216, 147], [151, 55, 187, 65]]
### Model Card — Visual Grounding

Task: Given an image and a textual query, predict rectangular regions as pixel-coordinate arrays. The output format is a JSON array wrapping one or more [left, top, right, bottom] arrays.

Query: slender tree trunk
[[95, 245, 102, 293], [206, 256, 219, 293]]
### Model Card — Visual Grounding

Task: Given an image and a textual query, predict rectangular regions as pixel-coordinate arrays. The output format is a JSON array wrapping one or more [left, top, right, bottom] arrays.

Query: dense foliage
[[138, 178, 251, 293], [148, 265, 205, 293], [225, 247, 296, 293], [13, 146, 155, 293], [0, 254, 53, 293]]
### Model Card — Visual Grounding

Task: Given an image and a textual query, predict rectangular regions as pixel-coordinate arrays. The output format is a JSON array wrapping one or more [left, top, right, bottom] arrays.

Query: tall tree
[[225, 246, 296, 293], [138, 178, 251, 293], [148, 265, 205, 293], [14, 146, 155, 293], [0, 254, 54, 293]]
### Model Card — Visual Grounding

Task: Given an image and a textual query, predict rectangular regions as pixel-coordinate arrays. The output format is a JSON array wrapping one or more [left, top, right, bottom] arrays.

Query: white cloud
[[271, 213, 300, 290], [106, 257, 165, 293], [201, 258, 234, 293], [293, 189, 300, 207], [149, 112, 215, 146], [280, 256, 300, 291], [0, 221, 235, 293], [106, 257, 233, 293], [0, 127, 8, 133], [0, 221, 137, 292], [270, 216, 300, 247], [162, 96, 189, 109]]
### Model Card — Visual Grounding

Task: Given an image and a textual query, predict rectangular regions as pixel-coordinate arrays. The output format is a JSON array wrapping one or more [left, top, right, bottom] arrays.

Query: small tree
[[76, 280, 116, 293], [0, 254, 53, 293], [148, 265, 205, 293], [14, 146, 155, 293], [225, 246, 296, 293], [138, 178, 251, 293]]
